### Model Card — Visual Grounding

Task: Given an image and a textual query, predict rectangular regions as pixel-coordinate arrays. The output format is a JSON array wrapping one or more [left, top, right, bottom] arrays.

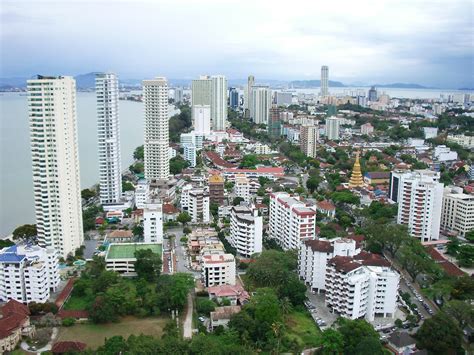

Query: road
[[183, 293, 193, 339]]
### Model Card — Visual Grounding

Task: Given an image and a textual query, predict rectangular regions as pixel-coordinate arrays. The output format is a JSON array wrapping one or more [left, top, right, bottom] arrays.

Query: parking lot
[[305, 290, 338, 329]]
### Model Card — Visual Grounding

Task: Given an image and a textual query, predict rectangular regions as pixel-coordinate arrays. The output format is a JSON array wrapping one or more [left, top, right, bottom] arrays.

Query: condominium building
[[143, 200, 163, 244], [230, 204, 263, 257], [441, 186, 474, 237], [447, 134, 474, 149], [244, 75, 255, 112], [96, 72, 122, 205], [0, 244, 60, 303], [320, 65, 329, 96], [174, 87, 183, 104], [268, 107, 282, 138], [251, 86, 271, 124], [275, 92, 293, 106], [234, 175, 251, 203], [27, 75, 83, 257], [298, 238, 361, 292], [390, 170, 443, 241], [229, 87, 239, 109], [325, 255, 399, 321], [183, 144, 197, 168], [181, 185, 210, 223], [135, 179, 150, 209], [325, 116, 340, 140], [193, 105, 211, 135], [300, 123, 319, 158], [143, 77, 169, 180], [360, 122, 374, 135], [269, 192, 317, 250], [211, 75, 228, 131], [192, 76, 212, 107], [201, 251, 236, 287], [208, 174, 225, 205]]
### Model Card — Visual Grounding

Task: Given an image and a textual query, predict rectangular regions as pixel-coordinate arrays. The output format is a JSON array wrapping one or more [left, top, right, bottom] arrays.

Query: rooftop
[[106, 243, 162, 260]]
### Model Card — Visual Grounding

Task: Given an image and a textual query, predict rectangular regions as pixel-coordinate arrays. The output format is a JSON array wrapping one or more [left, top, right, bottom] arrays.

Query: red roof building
[[0, 300, 33, 353], [52, 341, 87, 354]]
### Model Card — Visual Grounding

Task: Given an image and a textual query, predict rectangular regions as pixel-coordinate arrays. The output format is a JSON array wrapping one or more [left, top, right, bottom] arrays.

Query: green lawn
[[63, 294, 93, 310], [55, 316, 169, 350], [107, 243, 162, 259], [285, 310, 322, 348]]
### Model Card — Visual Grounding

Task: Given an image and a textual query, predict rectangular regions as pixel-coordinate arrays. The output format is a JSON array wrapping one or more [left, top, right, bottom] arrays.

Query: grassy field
[[63, 294, 93, 310], [285, 310, 322, 348], [107, 243, 162, 259], [55, 316, 169, 349]]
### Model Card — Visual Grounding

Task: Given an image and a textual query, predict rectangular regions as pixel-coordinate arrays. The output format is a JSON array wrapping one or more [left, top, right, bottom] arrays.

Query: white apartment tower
[[143, 77, 169, 181], [245, 75, 255, 112], [391, 170, 444, 241], [28, 75, 83, 257], [0, 244, 60, 303], [211, 75, 228, 131], [230, 204, 263, 257], [321, 65, 329, 96], [441, 186, 474, 237], [251, 86, 271, 124], [269, 192, 317, 250], [143, 200, 164, 244], [325, 116, 340, 140], [300, 124, 319, 158], [96, 73, 122, 205], [201, 252, 236, 287], [193, 105, 211, 135]]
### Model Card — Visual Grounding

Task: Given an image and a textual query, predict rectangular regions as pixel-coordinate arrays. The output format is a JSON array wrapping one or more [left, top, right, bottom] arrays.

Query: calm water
[[0, 92, 145, 237]]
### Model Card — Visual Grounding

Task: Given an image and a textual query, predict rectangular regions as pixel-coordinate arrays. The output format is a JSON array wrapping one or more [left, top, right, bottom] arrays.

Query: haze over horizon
[[1, 0, 473, 89]]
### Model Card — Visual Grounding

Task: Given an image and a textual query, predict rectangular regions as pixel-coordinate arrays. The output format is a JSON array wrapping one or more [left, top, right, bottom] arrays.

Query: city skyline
[[1, 0, 472, 88]]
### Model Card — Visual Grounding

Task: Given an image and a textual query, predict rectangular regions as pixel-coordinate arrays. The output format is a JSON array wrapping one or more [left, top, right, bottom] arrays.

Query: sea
[[0, 87, 471, 237]]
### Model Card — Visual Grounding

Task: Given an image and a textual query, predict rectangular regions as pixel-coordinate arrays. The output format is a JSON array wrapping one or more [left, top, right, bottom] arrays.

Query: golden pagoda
[[348, 151, 364, 188]]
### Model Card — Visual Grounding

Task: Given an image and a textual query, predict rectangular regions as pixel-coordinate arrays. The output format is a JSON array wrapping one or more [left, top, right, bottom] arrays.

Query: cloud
[[0, 0, 472, 88]]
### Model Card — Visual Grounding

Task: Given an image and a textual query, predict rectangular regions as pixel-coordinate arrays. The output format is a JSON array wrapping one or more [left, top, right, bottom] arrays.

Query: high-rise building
[[245, 75, 255, 112], [174, 87, 183, 104], [211, 75, 228, 131], [183, 144, 197, 167], [392, 170, 444, 241], [251, 86, 271, 124], [269, 192, 316, 250], [28, 75, 83, 257], [193, 105, 211, 135], [181, 185, 210, 223], [320, 65, 329, 96], [0, 244, 60, 303], [143, 77, 169, 181], [325, 116, 340, 140], [234, 175, 251, 203], [191, 76, 212, 106], [268, 107, 282, 138], [230, 204, 263, 257], [441, 186, 474, 237], [368, 86, 378, 102], [201, 251, 236, 287], [143, 200, 163, 244], [300, 123, 319, 158], [229, 87, 239, 109], [96, 73, 122, 205]]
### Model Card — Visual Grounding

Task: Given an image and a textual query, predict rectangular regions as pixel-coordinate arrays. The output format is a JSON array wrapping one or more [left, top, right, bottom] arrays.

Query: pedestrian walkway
[[183, 293, 193, 339]]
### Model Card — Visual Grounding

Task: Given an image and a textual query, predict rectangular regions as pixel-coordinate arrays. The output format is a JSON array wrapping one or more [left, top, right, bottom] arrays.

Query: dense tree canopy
[[12, 224, 37, 242], [415, 312, 463, 354], [134, 249, 162, 282]]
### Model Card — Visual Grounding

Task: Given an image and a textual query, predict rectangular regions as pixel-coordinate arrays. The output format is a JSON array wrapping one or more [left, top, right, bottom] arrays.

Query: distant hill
[[289, 80, 345, 88], [372, 83, 436, 89], [74, 72, 101, 89]]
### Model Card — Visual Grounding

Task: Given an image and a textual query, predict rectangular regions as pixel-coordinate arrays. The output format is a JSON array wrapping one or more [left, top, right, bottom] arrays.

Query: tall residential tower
[[211, 75, 228, 131], [143, 77, 169, 181], [321, 65, 329, 96], [27, 75, 83, 257], [96, 73, 122, 205]]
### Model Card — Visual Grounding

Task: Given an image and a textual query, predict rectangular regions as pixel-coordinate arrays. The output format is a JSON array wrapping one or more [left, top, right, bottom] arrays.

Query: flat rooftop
[[106, 243, 162, 260]]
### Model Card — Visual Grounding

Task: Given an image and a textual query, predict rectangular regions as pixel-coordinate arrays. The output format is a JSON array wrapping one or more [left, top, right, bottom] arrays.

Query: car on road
[[198, 316, 205, 322]]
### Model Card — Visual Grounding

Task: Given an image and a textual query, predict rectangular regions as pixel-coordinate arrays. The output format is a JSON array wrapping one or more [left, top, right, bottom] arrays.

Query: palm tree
[[279, 297, 292, 321], [271, 321, 284, 354]]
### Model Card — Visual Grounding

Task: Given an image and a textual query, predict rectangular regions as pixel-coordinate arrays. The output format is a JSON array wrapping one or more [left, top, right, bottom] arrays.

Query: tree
[[395, 318, 403, 328], [336, 318, 383, 355], [12, 224, 37, 242], [446, 237, 460, 256], [457, 244, 474, 267], [132, 224, 144, 238], [0, 239, 14, 249], [320, 328, 344, 355], [306, 176, 320, 193], [89, 295, 119, 323], [134, 249, 162, 282], [133, 145, 144, 160], [170, 156, 190, 175], [232, 197, 244, 206], [196, 299, 216, 315], [240, 155, 259, 169], [177, 212, 192, 226], [123, 181, 135, 192], [442, 300, 474, 329], [156, 273, 194, 312], [415, 312, 463, 354], [81, 188, 96, 200]]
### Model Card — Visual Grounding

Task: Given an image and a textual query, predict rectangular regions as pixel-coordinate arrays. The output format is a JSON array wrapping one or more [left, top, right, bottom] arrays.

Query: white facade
[[394, 170, 444, 241], [254, 143, 271, 155], [298, 238, 360, 292], [320, 65, 329, 96], [201, 252, 236, 287], [447, 134, 474, 149], [143, 201, 164, 243], [251, 86, 271, 124], [174, 87, 183, 104], [360, 123, 374, 135], [230, 205, 263, 257], [193, 105, 211, 135], [441, 186, 474, 236], [325, 116, 340, 140], [181, 185, 210, 223], [300, 124, 319, 158], [211, 75, 228, 131], [423, 127, 438, 139], [234, 175, 251, 203], [269, 192, 316, 250], [434, 145, 458, 162], [143, 77, 169, 180], [96, 73, 122, 205], [0, 244, 60, 303], [245, 75, 255, 111], [135, 179, 150, 209], [28, 75, 83, 257], [184, 144, 197, 168]]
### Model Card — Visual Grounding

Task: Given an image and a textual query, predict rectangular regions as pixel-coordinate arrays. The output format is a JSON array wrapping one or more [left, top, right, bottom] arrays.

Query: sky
[[1, 0, 473, 88]]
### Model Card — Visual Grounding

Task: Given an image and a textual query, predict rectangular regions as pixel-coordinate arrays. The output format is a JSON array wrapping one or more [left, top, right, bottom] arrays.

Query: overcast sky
[[1, 0, 473, 88]]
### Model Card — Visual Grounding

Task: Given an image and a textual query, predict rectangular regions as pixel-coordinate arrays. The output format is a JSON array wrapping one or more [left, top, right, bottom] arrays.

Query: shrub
[[62, 317, 76, 327]]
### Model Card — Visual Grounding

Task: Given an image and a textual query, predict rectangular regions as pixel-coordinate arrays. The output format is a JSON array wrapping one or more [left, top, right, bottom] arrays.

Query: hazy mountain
[[289, 80, 345, 88], [372, 83, 436, 89]]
